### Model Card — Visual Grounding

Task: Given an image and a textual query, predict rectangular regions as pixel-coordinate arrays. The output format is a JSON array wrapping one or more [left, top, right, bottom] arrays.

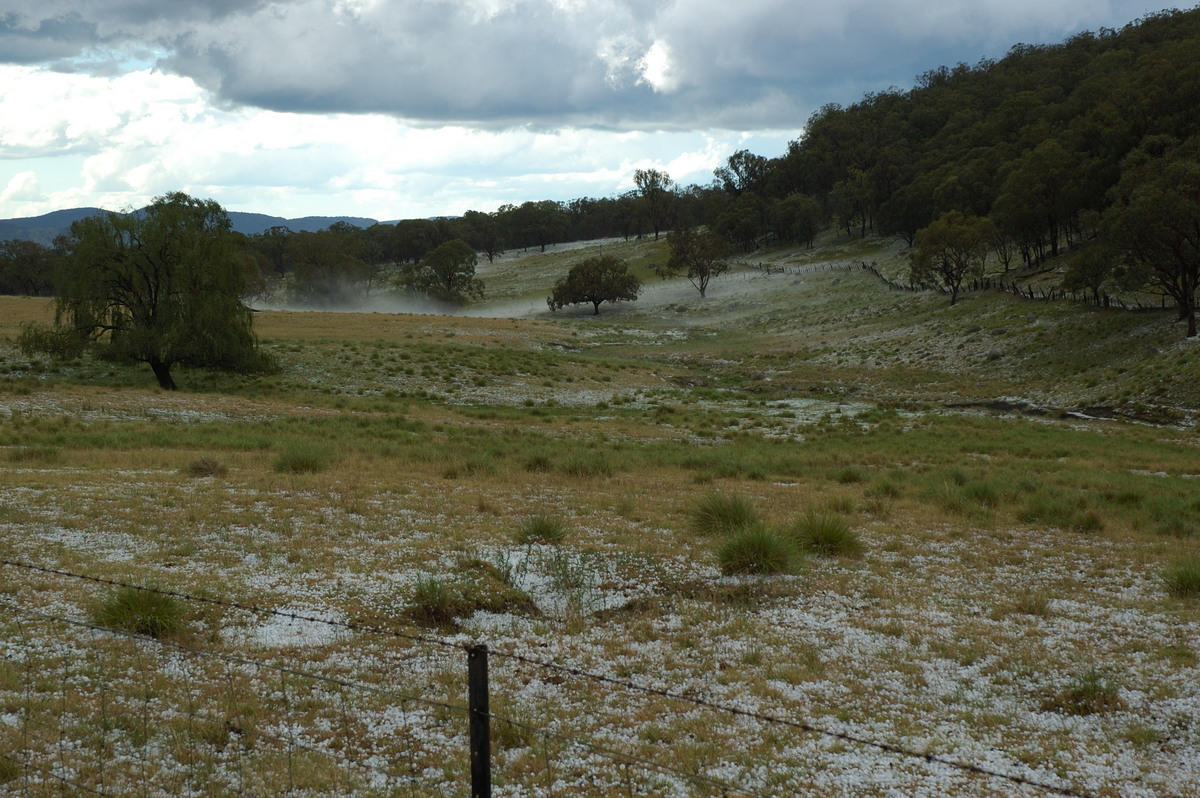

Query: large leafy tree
[[663, 226, 732, 298], [1104, 135, 1200, 337], [909, 210, 996, 305], [26, 192, 270, 390], [400, 238, 484, 304], [547, 255, 641, 314]]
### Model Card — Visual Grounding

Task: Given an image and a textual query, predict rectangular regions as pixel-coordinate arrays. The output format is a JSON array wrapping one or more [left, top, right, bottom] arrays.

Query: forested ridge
[[4, 8, 1199, 329]]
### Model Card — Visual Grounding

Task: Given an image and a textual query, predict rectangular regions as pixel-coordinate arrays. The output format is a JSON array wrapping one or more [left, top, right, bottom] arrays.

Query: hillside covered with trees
[[3, 8, 1199, 329]]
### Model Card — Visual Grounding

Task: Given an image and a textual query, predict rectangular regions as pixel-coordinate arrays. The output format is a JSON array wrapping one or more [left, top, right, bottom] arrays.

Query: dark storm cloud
[[0, 0, 1175, 129]]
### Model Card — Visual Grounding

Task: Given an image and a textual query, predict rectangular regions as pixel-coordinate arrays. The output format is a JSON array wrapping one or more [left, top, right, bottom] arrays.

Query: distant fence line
[[857, 261, 1171, 312], [0, 559, 1090, 797]]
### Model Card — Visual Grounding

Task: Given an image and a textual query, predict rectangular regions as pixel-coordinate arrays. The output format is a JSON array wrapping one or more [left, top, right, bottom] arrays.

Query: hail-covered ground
[[1, 233, 1199, 796]]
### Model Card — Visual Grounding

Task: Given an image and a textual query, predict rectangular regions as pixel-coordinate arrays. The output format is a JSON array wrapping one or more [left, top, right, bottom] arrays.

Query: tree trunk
[[150, 359, 177, 391], [592, 301, 601, 315]]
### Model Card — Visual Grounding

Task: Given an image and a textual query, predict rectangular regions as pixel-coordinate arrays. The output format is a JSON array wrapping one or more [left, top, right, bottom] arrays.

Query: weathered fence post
[[468, 644, 491, 798]]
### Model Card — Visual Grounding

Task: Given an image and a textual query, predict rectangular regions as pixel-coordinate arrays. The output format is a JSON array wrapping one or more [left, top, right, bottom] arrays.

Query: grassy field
[[1, 234, 1199, 796]]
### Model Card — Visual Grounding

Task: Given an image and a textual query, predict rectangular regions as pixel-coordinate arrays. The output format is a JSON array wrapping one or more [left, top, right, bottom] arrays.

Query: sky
[[0, 0, 1184, 222]]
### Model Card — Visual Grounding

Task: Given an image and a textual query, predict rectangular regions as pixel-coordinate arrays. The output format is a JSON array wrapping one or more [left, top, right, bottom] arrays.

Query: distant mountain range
[[0, 208, 387, 246]]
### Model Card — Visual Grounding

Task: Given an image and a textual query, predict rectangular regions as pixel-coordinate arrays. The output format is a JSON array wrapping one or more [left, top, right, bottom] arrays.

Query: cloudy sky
[[0, 0, 1180, 222]]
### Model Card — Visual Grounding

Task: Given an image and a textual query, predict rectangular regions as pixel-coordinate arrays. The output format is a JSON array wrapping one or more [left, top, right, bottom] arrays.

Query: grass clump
[[91, 585, 186, 640], [691, 491, 762, 537], [273, 442, 332, 474], [406, 561, 540, 629], [1163, 556, 1200, 598], [1040, 668, 1125, 716], [406, 577, 461, 627], [516, 513, 569, 544], [715, 524, 800, 576], [789, 509, 865, 558]]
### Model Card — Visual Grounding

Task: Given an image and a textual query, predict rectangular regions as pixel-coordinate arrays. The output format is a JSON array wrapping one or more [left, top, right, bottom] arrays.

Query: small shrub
[[273, 442, 332, 474], [407, 578, 462, 627], [1018, 493, 1080, 530], [963, 480, 1001, 508], [790, 509, 864, 558], [691, 491, 762, 537], [1040, 669, 1125, 716], [516, 513, 569, 544], [184, 457, 228, 478], [1153, 516, 1197, 539], [91, 586, 185, 639], [559, 452, 613, 478], [833, 466, 866, 484], [523, 453, 554, 473], [716, 524, 800, 575], [1164, 556, 1200, 599], [866, 480, 901, 500]]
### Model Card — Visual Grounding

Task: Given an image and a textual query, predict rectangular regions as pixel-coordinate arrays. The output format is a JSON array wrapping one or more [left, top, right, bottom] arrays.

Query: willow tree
[[24, 192, 271, 390]]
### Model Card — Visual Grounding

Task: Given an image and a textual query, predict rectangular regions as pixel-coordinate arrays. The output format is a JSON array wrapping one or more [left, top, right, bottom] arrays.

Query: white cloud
[[0, 1, 1174, 219], [0, 61, 796, 219], [1, 171, 44, 203], [639, 40, 680, 93]]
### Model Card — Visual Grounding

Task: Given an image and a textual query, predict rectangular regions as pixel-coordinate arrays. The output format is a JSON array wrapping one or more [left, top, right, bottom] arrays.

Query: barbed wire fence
[[0, 558, 1091, 797]]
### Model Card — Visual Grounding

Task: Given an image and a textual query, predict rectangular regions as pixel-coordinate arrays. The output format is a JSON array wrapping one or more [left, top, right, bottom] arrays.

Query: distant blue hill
[[0, 208, 383, 245]]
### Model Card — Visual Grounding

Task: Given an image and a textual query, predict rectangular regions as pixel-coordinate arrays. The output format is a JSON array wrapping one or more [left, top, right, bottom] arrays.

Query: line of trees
[[6, 9, 1200, 332]]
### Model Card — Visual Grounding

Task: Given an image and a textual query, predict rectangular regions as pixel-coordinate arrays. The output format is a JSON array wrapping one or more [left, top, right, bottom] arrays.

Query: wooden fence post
[[468, 645, 491, 798]]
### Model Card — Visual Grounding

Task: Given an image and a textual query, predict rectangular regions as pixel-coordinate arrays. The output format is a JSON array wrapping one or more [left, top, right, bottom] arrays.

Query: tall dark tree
[[1104, 135, 1200, 336], [0, 239, 58, 296], [400, 238, 484, 304], [771, 194, 824, 248], [288, 225, 371, 307], [21, 192, 271, 390], [633, 169, 675, 240], [663, 227, 732, 298], [715, 150, 770, 197]]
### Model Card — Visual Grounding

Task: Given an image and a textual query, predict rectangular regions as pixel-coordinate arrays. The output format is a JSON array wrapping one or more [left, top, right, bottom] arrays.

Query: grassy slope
[[1, 234, 1199, 795]]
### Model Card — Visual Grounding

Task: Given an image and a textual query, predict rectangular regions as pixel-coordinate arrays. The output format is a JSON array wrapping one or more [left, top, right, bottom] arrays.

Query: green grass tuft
[[715, 524, 800, 575], [516, 513, 569, 544], [789, 509, 865, 558], [1164, 556, 1200, 598], [691, 491, 762, 537], [273, 442, 332, 474], [1040, 668, 1125, 716], [91, 585, 186, 640]]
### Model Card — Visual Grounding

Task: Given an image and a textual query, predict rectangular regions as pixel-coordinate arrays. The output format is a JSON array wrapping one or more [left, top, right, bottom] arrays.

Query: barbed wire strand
[[490, 647, 1088, 797], [2, 558, 1091, 797], [2, 598, 470, 793], [0, 749, 110, 796]]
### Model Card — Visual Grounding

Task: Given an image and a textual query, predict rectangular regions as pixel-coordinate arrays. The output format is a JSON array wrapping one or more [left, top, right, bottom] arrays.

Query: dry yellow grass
[[2, 238, 1199, 795]]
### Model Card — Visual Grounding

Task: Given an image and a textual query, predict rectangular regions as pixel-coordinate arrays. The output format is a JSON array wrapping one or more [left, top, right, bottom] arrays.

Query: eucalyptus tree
[[633, 169, 674, 240], [1104, 135, 1200, 337], [909, 210, 996, 305], [664, 226, 732, 298], [547, 255, 641, 314]]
